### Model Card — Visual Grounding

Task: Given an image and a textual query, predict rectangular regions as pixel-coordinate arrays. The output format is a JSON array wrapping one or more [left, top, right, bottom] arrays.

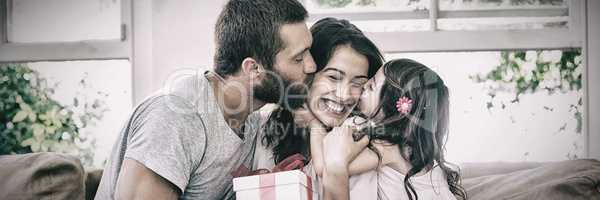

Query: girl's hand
[[342, 116, 369, 141]]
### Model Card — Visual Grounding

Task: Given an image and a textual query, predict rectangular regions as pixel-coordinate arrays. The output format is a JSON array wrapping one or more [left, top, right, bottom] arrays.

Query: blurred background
[[0, 0, 598, 169]]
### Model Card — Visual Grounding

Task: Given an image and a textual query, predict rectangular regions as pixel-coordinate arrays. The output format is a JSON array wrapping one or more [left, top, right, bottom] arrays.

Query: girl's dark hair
[[262, 17, 384, 163], [363, 59, 467, 200]]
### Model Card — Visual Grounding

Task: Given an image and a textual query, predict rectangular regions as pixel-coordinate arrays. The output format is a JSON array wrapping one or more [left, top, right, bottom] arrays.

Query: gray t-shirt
[[95, 72, 260, 200]]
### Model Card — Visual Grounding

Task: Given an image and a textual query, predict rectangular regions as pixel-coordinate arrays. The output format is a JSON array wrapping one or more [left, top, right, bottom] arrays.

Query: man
[[94, 0, 316, 199]]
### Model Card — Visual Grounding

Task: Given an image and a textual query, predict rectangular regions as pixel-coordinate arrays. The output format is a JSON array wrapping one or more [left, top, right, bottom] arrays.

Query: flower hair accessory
[[396, 96, 413, 114]]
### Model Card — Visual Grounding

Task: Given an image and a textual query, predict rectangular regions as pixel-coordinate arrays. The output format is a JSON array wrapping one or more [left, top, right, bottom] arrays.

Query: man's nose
[[304, 53, 317, 74]]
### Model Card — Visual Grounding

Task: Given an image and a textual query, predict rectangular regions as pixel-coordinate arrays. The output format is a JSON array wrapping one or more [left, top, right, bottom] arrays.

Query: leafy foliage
[[471, 50, 581, 98], [316, 0, 354, 8], [470, 49, 583, 158], [0, 63, 107, 166]]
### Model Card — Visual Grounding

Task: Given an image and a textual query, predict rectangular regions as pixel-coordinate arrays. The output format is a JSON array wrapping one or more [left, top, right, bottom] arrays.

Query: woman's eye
[[294, 58, 303, 63], [351, 82, 365, 88], [328, 75, 342, 81]]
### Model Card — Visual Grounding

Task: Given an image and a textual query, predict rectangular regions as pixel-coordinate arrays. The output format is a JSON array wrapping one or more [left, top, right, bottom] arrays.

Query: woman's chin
[[317, 115, 345, 128]]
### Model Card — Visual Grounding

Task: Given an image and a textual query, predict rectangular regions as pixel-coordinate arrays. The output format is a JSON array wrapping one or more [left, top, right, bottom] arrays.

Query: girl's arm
[[347, 148, 380, 175]]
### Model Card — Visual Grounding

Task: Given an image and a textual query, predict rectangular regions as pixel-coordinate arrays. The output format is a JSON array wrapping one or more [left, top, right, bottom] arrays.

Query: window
[[0, 0, 131, 62], [0, 0, 132, 168], [304, 0, 583, 52], [7, 0, 122, 43]]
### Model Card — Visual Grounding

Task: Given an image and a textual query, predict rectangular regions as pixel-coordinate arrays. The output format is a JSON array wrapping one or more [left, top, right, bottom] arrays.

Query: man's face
[[254, 22, 316, 109]]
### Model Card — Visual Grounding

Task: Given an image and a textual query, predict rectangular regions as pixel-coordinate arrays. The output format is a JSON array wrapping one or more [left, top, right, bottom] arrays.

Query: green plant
[[316, 0, 353, 8], [470, 49, 583, 159], [0, 63, 107, 166]]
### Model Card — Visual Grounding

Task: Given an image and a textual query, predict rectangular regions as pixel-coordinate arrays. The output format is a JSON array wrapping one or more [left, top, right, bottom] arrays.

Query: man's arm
[[115, 159, 180, 200]]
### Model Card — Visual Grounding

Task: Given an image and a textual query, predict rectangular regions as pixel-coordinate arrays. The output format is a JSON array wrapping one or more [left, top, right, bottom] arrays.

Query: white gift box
[[233, 170, 317, 200]]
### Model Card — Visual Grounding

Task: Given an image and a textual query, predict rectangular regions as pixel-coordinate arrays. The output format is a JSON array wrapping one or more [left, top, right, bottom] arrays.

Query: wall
[[587, 0, 600, 160], [133, 0, 225, 104]]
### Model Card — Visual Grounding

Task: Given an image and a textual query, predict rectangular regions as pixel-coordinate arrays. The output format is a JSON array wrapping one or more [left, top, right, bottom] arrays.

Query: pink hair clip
[[396, 96, 413, 114]]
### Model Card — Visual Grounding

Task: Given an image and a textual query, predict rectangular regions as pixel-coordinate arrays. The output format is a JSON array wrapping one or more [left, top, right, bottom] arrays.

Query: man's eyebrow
[[292, 47, 310, 58]]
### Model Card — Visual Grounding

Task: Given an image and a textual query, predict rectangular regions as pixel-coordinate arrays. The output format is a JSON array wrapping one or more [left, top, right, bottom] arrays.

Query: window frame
[[0, 0, 132, 62], [305, 0, 583, 52]]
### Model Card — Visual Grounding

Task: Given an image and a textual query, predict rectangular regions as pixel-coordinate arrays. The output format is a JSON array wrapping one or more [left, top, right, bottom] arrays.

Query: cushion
[[0, 152, 85, 200], [85, 169, 103, 200], [463, 159, 600, 200]]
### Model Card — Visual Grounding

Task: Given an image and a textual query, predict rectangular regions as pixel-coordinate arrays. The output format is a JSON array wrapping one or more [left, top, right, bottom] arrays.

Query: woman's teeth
[[324, 99, 345, 114]]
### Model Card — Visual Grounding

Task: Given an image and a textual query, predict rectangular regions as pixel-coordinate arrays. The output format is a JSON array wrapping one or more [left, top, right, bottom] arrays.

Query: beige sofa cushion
[[0, 152, 85, 200], [462, 159, 600, 200]]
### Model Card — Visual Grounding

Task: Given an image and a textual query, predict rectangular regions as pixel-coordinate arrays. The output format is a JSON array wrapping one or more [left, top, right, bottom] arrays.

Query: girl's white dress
[[346, 165, 458, 200]]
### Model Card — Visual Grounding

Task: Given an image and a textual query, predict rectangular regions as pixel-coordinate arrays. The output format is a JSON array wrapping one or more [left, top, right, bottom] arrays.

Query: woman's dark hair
[[310, 17, 384, 78], [262, 17, 384, 163], [362, 58, 467, 200]]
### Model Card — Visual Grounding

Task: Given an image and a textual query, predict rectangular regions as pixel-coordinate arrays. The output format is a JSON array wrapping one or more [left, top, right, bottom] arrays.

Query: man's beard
[[254, 69, 313, 110]]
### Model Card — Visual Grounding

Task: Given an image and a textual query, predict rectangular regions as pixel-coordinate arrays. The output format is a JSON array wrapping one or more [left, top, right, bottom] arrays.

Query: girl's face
[[307, 45, 369, 127], [358, 67, 385, 118]]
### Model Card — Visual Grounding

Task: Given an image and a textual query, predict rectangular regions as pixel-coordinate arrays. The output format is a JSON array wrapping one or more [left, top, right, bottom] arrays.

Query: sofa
[[1, 152, 599, 200]]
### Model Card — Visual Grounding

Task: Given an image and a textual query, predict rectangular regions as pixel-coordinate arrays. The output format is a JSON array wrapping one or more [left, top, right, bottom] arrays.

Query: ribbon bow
[[231, 153, 307, 178]]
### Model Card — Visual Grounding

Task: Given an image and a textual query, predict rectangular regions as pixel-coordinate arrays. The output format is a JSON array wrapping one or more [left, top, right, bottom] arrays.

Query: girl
[[316, 59, 468, 200]]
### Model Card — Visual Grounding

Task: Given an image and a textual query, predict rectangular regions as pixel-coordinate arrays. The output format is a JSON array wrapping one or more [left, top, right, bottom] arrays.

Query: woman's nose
[[334, 83, 354, 104]]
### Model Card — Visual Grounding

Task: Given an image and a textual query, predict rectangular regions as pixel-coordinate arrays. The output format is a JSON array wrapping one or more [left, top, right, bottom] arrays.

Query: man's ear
[[241, 58, 264, 81]]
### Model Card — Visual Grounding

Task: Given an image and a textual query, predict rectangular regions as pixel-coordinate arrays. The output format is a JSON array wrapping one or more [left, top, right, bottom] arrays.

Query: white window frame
[[306, 0, 583, 52], [306, 0, 596, 159], [0, 0, 132, 62], [0, 0, 139, 110]]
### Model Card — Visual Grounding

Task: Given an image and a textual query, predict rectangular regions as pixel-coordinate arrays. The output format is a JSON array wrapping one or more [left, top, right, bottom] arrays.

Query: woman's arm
[[343, 116, 383, 175], [323, 161, 350, 200], [309, 120, 327, 177], [321, 126, 370, 200]]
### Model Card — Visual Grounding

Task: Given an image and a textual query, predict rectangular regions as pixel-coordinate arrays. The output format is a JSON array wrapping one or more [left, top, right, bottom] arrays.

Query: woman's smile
[[317, 97, 353, 117]]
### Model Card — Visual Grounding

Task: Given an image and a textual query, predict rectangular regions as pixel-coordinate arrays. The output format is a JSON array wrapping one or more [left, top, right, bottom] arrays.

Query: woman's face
[[308, 45, 369, 127], [358, 67, 385, 118]]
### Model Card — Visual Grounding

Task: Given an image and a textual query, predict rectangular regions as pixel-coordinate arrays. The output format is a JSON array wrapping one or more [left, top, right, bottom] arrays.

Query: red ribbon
[[232, 153, 307, 177], [232, 154, 313, 200]]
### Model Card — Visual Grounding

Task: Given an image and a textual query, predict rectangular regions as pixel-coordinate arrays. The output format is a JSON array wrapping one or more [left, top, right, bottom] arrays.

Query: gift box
[[233, 169, 316, 200]]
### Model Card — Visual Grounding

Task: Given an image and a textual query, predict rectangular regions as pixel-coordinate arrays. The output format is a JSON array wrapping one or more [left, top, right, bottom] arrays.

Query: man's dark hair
[[214, 0, 308, 76]]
